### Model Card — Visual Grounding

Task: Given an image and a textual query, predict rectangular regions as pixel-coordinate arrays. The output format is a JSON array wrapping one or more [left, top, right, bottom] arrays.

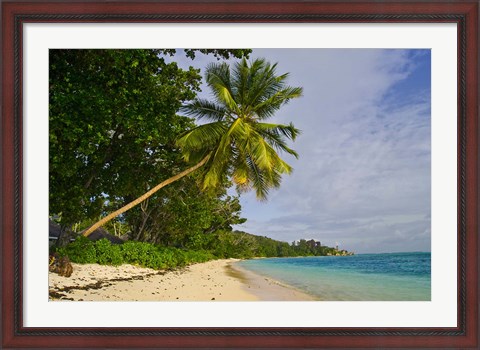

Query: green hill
[[205, 230, 353, 259]]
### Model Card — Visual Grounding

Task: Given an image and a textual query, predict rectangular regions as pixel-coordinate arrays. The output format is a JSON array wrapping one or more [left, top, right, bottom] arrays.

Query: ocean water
[[237, 252, 431, 301]]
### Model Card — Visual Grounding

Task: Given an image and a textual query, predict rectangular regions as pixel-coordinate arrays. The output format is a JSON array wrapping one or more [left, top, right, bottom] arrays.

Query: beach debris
[[49, 290, 67, 299], [49, 253, 73, 277], [49, 270, 163, 301]]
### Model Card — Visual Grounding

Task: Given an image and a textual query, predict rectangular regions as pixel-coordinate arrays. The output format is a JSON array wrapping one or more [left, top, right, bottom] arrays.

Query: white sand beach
[[49, 259, 315, 301]]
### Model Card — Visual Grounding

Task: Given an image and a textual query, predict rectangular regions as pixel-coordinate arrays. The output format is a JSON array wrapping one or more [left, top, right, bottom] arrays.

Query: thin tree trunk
[[134, 201, 151, 241], [83, 155, 210, 237]]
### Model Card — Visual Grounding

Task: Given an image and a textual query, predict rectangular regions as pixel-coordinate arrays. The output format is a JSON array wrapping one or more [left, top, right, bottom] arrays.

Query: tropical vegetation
[[49, 49, 352, 270], [50, 49, 250, 246], [53, 233, 352, 271], [81, 56, 302, 237], [53, 237, 214, 270]]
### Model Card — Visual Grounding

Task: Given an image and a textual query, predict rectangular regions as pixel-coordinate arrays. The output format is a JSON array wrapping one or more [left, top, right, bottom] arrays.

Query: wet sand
[[227, 263, 316, 301]]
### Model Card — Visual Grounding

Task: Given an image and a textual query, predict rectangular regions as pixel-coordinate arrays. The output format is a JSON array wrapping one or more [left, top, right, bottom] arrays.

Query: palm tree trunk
[[83, 155, 210, 237]]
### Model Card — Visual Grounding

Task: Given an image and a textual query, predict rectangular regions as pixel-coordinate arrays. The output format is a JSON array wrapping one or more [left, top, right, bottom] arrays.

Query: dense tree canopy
[[49, 49, 353, 262], [50, 49, 194, 225], [82, 56, 303, 237], [49, 49, 250, 241]]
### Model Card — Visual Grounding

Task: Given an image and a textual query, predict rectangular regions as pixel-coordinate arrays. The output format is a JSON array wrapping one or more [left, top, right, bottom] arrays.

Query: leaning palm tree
[[83, 58, 302, 237]]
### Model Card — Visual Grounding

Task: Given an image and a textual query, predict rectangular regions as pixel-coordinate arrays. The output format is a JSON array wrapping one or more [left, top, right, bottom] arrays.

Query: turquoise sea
[[237, 252, 431, 301]]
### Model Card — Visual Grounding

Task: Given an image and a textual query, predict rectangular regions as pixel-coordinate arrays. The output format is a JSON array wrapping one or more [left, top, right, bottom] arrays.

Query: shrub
[[57, 236, 97, 264], [94, 239, 123, 266], [184, 249, 215, 263], [57, 238, 217, 270], [121, 241, 169, 269]]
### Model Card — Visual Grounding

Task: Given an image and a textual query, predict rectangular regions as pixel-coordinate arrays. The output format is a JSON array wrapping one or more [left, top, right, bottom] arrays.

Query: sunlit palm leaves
[[178, 58, 303, 200], [83, 57, 302, 237]]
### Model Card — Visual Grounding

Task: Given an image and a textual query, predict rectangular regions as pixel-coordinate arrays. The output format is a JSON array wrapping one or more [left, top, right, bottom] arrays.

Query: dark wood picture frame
[[2, 1, 478, 348]]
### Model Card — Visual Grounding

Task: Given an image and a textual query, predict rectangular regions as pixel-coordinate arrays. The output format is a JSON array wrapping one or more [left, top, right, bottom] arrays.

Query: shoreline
[[228, 262, 317, 301], [49, 258, 316, 301]]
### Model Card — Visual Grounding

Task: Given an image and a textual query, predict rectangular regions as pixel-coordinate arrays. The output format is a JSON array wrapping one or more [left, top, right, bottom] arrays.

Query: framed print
[[2, 0, 478, 348]]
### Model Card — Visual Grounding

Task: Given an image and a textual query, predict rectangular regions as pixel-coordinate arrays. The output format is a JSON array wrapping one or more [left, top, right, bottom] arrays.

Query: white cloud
[[234, 49, 431, 253]]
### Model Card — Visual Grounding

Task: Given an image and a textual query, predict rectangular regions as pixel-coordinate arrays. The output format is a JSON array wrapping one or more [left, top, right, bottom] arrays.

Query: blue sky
[[173, 49, 431, 254]]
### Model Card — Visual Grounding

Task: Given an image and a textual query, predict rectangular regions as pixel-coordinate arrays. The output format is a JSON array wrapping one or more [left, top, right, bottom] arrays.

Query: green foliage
[[95, 239, 123, 265], [49, 50, 317, 262], [198, 230, 293, 259], [56, 236, 97, 263], [123, 174, 246, 247], [197, 231, 352, 259], [121, 240, 156, 265], [184, 49, 251, 60], [56, 237, 215, 270], [50, 49, 199, 227], [49, 49, 251, 231], [179, 58, 303, 200], [50, 49, 252, 243], [55, 232, 351, 272], [289, 239, 353, 256], [121, 241, 171, 269]]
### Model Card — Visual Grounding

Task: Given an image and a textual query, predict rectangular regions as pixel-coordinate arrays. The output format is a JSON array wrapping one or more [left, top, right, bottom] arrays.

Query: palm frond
[[181, 99, 227, 121], [245, 155, 269, 200], [181, 148, 213, 165], [256, 129, 299, 158], [201, 118, 243, 190], [249, 136, 293, 174], [256, 122, 301, 141], [231, 150, 251, 190], [245, 61, 282, 109], [231, 58, 250, 106], [176, 57, 303, 201], [176, 121, 227, 162], [253, 86, 303, 120], [233, 130, 291, 193], [205, 62, 238, 112]]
